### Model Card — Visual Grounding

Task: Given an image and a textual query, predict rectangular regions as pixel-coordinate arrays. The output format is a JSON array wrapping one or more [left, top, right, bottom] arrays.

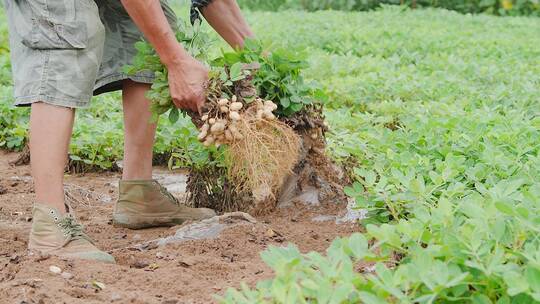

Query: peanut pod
[[203, 136, 215, 147], [256, 110, 264, 120], [211, 122, 226, 133], [230, 102, 243, 111], [263, 112, 276, 120], [229, 111, 241, 121], [218, 98, 229, 106], [197, 130, 208, 141]]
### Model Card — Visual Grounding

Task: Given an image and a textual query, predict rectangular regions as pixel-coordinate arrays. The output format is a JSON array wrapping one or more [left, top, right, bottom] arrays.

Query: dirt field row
[[0, 150, 357, 304]]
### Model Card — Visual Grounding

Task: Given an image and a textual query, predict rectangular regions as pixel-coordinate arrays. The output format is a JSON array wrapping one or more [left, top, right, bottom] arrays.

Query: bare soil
[[0, 150, 358, 304]]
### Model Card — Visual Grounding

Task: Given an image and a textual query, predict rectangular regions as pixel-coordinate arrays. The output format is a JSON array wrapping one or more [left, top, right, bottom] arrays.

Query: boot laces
[[57, 216, 93, 244], [158, 183, 180, 205]]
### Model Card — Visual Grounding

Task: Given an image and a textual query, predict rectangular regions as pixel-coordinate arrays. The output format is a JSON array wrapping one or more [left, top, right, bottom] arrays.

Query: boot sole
[[29, 249, 116, 264], [112, 216, 187, 230]]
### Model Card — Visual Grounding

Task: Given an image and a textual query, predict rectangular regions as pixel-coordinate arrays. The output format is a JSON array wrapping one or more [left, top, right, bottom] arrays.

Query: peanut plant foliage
[[220, 7, 540, 304]]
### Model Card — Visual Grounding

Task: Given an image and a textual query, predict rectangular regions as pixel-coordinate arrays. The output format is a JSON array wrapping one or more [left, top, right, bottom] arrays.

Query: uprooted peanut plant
[[125, 21, 328, 212]]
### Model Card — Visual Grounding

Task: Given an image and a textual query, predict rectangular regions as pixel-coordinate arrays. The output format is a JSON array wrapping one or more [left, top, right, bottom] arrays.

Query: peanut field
[[1, 4, 540, 304]]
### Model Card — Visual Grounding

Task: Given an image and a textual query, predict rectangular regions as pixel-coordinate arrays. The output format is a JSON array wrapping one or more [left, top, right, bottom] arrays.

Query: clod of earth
[[61, 272, 73, 280], [130, 260, 150, 269], [335, 198, 367, 224], [10, 278, 43, 288], [134, 212, 256, 249], [110, 293, 122, 302]]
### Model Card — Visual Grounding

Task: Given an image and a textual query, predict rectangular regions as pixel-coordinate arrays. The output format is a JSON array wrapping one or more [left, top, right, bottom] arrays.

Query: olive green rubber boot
[[28, 203, 115, 263], [113, 180, 216, 229]]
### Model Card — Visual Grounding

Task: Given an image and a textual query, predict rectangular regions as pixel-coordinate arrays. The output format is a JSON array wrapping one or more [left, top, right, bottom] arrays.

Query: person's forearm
[[120, 0, 188, 65], [201, 0, 255, 49]]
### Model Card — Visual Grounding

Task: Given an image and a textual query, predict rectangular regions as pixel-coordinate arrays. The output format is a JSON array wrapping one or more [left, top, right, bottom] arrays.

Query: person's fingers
[[172, 97, 180, 107], [172, 97, 186, 110], [189, 86, 206, 115], [196, 94, 205, 116], [173, 93, 197, 112], [190, 101, 198, 113], [186, 97, 198, 113]]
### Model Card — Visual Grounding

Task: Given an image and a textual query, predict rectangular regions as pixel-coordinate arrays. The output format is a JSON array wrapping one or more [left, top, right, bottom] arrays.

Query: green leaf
[[344, 182, 364, 197], [70, 155, 82, 161], [504, 271, 529, 296], [168, 108, 179, 124], [280, 97, 291, 108], [471, 293, 492, 304], [229, 62, 244, 81], [348, 233, 368, 259], [496, 296, 511, 304], [495, 200, 514, 215], [358, 292, 387, 304], [526, 266, 540, 292]]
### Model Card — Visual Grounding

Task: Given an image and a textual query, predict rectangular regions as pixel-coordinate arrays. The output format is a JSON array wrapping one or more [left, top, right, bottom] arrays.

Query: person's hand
[[165, 53, 209, 114]]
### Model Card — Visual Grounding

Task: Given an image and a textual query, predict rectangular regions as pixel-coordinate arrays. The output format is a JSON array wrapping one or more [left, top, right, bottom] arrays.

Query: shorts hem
[[14, 95, 91, 109], [93, 72, 155, 95]]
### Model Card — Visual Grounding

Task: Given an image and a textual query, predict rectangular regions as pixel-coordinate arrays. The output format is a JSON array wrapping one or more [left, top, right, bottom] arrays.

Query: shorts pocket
[[22, 18, 88, 50]]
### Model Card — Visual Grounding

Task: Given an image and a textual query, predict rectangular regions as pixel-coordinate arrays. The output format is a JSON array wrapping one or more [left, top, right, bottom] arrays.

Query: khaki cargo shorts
[[4, 0, 177, 108]]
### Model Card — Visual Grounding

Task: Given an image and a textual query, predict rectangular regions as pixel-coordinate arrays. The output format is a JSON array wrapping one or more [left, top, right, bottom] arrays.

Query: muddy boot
[[113, 180, 216, 229], [28, 203, 115, 263]]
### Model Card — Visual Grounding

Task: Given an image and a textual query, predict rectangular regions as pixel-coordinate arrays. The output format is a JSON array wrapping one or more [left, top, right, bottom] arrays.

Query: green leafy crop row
[[220, 7, 540, 304], [237, 0, 540, 16]]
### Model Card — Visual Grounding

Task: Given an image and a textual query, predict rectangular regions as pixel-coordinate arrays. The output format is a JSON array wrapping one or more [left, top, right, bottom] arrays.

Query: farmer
[[4, 0, 254, 263]]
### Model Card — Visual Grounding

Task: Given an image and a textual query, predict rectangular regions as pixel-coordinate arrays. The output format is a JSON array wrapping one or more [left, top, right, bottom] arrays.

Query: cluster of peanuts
[[197, 95, 279, 147], [254, 98, 278, 120]]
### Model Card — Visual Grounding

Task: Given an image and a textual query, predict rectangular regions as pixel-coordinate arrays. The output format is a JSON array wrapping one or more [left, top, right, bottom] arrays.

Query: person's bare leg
[[30, 102, 75, 214], [122, 80, 157, 180], [114, 80, 216, 228]]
